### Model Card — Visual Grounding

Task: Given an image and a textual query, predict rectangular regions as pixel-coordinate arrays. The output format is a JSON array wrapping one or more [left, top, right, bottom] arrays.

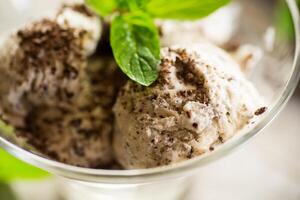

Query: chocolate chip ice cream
[[0, 5, 125, 168], [0, 2, 265, 170], [113, 43, 264, 169]]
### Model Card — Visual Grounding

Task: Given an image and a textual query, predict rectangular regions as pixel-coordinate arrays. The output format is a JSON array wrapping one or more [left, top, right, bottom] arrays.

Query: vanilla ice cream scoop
[[0, 5, 124, 168], [113, 43, 265, 169]]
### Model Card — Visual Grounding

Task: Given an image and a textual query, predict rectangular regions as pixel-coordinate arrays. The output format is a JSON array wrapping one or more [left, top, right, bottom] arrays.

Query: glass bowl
[[0, 0, 299, 199]]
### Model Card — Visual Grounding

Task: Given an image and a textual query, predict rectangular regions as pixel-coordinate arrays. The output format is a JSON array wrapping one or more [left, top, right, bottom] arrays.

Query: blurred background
[[0, 0, 300, 199]]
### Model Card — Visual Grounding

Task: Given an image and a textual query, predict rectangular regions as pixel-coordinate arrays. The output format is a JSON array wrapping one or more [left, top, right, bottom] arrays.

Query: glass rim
[[1, 0, 300, 184]]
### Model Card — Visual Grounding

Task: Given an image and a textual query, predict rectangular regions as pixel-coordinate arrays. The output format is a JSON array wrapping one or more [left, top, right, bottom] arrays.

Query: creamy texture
[[113, 44, 263, 169], [0, 2, 264, 169], [56, 5, 101, 56], [0, 5, 124, 168]]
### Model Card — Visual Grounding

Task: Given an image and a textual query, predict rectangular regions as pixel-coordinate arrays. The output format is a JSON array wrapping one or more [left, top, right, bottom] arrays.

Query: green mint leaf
[[0, 149, 49, 181], [116, 0, 130, 9], [110, 12, 160, 86], [85, 0, 116, 16], [137, 0, 150, 7], [146, 0, 230, 20], [129, 0, 150, 9], [116, 0, 149, 11]]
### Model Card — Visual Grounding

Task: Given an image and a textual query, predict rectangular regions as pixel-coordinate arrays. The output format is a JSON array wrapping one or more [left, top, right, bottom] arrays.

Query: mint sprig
[[116, 0, 149, 10], [147, 0, 230, 20], [86, 0, 230, 86], [85, 0, 116, 16], [111, 13, 160, 86]]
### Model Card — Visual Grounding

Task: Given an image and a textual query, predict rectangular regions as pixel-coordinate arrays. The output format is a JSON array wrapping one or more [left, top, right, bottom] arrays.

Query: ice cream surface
[[0, 4, 124, 168], [113, 43, 264, 169]]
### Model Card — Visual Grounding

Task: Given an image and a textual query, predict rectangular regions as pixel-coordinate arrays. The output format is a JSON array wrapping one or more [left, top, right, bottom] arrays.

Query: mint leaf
[[86, 0, 231, 85], [116, 0, 149, 11], [0, 149, 48, 181], [129, 0, 150, 9], [110, 12, 160, 86], [137, 0, 150, 7], [146, 0, 230, 20], [116, 0, 129, 9], [85, 0, 116, 16]]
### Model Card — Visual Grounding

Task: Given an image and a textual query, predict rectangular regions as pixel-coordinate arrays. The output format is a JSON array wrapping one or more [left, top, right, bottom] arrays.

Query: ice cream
[[0, 2, 265, 170], [0, 5, 124, 168], [113, 43, 264, 169]]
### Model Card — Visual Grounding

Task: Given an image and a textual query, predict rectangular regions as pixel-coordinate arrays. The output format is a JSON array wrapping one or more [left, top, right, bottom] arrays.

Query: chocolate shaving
[[255, 107, 267, 116]]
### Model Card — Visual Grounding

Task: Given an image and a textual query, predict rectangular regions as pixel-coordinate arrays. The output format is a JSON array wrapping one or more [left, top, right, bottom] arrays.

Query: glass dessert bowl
[[0, 0, 299, 199]]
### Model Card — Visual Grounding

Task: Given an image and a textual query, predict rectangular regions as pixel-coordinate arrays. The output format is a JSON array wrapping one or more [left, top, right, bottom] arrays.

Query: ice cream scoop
[[113, 43, 264, 169], [0, 4, 124, 168]]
